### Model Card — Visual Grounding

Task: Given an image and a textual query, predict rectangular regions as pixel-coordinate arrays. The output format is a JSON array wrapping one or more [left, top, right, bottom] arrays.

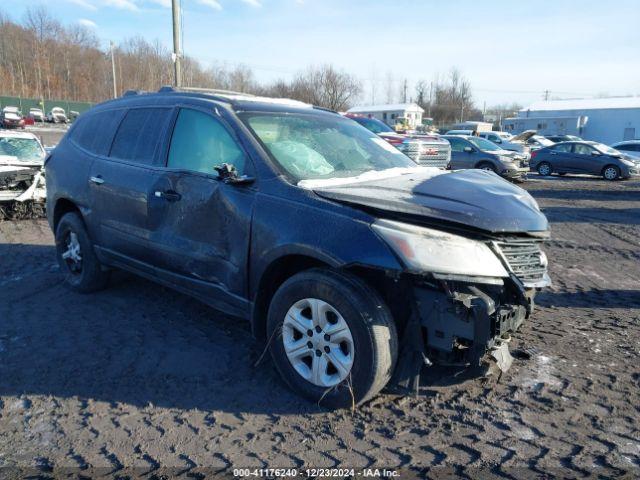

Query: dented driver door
[[147, 106, 255, 315]]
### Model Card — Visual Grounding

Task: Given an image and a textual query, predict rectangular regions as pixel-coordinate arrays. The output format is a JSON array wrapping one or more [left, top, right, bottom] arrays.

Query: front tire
[[602, 165, 620, 181], [267, 268, 398, 409], [55, 212, 110, 293], [477, 162, 497, 173]]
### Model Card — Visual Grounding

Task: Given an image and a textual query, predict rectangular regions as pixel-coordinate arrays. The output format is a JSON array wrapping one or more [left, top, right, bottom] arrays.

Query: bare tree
[[0, 6, 361, 111], [417, 68, 477, 125], [384, 71, 395, 104], [286, 65, 361, 110]]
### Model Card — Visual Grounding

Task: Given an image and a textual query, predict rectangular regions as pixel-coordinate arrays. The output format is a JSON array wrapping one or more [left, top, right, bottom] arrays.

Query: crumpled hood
[[0, 155, 44, 168], [313, 169, 548, 233], [511, 130, 537, 142]]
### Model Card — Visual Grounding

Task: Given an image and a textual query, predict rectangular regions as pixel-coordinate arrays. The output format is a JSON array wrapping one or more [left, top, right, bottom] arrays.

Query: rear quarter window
[[70, 109, 125, 156], [110, 107, 172, 164]]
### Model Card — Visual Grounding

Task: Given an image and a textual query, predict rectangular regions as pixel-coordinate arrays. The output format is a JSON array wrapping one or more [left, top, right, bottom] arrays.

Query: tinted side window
[[619, 144, 639, 152], [573, 144, 593, 155], [110, 108, 171, 164], [167, 108, 245, 175], [447, 137, 467, 152], [71, 110, 124, 156], [552, 143, 572, 153]]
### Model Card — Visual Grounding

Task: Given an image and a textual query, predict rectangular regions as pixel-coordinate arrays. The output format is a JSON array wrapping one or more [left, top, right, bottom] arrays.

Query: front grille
[[400, 141, 450, 168], [495, 239, 547, 284]]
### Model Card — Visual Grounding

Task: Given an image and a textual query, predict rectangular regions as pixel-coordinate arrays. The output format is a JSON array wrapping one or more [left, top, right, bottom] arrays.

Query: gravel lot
[[1, 174, 639, 477]]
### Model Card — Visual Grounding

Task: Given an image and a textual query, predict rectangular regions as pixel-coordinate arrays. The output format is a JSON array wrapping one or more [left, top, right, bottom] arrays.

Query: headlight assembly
[[371, 219, 508, 279]]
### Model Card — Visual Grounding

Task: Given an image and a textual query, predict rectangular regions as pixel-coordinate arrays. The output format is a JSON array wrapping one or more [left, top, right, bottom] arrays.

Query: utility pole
[[172, 0, 182, 87], [402, 79, 408, 103], [428, 81, 433, 118], [110, 41, 117, 98], [543, 89, 550, 101]]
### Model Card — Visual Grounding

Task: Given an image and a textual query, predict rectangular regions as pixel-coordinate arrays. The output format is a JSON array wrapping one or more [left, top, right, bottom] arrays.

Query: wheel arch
[[53, 197, 84, 232], [250, 251, 410, 342], [475, 160, 495, 170], [251, 253, 332, 340]]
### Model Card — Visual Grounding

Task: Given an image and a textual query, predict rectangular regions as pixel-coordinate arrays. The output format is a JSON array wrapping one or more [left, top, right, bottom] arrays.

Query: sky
[[2, 0, 639, 108]]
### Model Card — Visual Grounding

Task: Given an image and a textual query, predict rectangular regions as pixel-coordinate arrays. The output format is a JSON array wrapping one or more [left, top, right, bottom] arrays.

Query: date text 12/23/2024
[[234, 468, 400, 477]]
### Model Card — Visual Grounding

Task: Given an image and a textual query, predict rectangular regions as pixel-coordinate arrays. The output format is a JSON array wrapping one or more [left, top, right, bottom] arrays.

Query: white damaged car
[[0, 131, 47, 219]]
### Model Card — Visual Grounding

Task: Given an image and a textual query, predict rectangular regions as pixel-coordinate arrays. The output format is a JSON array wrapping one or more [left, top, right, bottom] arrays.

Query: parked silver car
[[443, 135, 529, 181], [46, 107, 68, 124], [478, 130, 534, 156], [610, 140, 640, 160]]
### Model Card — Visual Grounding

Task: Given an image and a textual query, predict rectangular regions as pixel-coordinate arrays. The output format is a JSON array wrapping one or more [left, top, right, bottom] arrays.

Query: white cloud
[[197, 0, 223, 10], [78, 18, 98, 28], [68, 0, 98, 10], [241, 0, 262, 6], [103, 0, 140, 11]]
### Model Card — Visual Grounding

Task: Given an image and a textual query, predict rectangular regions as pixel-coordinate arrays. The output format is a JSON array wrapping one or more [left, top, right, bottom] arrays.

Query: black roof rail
[[157, 85, 255, 97], [123, 90, 145, 97], [313, 105, 339, 114]]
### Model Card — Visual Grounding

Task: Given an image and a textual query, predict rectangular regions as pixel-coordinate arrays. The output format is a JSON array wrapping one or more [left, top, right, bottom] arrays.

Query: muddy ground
[[0, 175, 639, 478]]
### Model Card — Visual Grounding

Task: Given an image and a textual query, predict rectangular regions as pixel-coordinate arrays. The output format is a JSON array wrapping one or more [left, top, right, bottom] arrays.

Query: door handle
[[89, 175, 104, 185], [550, 152, 557, 155], [154, 190, 181, 202]]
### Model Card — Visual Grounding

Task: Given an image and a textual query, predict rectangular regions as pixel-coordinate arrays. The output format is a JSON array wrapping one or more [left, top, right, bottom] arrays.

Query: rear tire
[[267, 268, 398, 409], [55, 212, 110, 293], [537, 162, 552, 176], [602, 165, 620, 181]]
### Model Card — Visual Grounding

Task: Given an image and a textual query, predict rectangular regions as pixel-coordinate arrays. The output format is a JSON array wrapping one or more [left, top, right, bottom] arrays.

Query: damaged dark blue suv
[[46, 87, 550, 408]]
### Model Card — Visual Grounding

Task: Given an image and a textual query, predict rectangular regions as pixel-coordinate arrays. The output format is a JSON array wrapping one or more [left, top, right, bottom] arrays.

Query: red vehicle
[[1, 106, 26, 129], [344, 113, 451, 168]]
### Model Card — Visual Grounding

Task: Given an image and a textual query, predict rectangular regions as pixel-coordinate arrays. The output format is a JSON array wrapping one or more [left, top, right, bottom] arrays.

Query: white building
[[347, 103, 424, 129], [503, 97, 640, 144]]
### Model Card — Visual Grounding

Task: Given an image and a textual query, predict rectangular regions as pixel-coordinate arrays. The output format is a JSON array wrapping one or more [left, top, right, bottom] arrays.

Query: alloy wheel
[[282, 298, 354, 388], [61, 231, 83, 274], [604, 166, 619, 180], [537, 163, 551, 176]]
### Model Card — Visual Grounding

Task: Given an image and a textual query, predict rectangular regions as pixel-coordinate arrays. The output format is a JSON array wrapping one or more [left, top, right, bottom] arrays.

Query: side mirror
[[214, 163, 255, 185], [463, 146, 474, 153], [591, 150, 601, 156], [494, 139, 502, 144]]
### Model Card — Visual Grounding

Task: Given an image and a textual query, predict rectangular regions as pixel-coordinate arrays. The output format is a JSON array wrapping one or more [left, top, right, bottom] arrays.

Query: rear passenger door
[[547, 143, 574, 172], [88, 107, 173, 267], [147, 106, 256, 314]]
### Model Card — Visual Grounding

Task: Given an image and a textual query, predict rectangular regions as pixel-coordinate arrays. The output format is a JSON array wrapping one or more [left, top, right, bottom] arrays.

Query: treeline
[[0, 6, 361, 111], [1, 5, 484, 121]]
